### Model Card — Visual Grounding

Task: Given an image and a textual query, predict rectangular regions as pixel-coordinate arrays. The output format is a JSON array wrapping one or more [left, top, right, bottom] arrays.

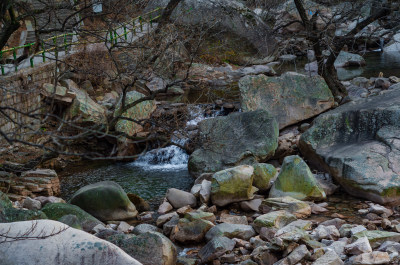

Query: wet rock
[[69, 181, 138, 222], [42, 202, 103, 232], [22, 197, 41, 210], [312, 250, 344, 265], [0, 220, 141, 265], [205, 223, 256, 241], [260, 196, 312, 219], [240, 198, 263, 212], [127, 193, 150, 212], [239, 72, 334, 129], [300, 89, 400, 204], [253, 210, 297, 233], [210, 166, 258, 207], [170, 218, 214, 243], [334, 51, 366, 68], [349, 251, 390, 265], [188, 110, 278, 177], [166, 188, 197, 209], [107, 231, 177, 265], [345, 236, 372, 255], [132, 223, 161, 235], [157, 212, 179, 227], [252, 163, 277, 192], [198, 236, 235, 263], [269, 156, 326, 201]]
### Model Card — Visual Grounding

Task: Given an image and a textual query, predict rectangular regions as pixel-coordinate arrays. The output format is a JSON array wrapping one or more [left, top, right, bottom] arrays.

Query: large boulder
[[114, 91, 156, 137], [334, 51, 366, 68], [210, 165, 258, 207], [269, 156, 326, 201], [252, 163, 277, 192], [107, 232, 176, 265], [69, 181, 138, 221], [299, 88, 400, 204], [145, 0, 275, 55], [188, 110, 278, 177], [42, 202, 103, 232], [0, 220, 142, 265], [66, 85, 107, 124], [383, 33, 400, 53], [239, 72, 334, 129]]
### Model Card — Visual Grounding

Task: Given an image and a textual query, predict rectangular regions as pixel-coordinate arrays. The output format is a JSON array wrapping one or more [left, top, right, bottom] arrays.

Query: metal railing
[[0, 8, 163, 76]]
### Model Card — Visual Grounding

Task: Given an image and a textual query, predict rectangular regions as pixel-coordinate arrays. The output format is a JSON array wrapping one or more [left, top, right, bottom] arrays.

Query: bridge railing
[[0, 8, 163, 76]]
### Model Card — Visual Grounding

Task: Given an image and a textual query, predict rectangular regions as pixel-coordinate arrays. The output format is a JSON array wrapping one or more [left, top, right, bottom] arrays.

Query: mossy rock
[[253, 210, 297, 233], [353, 230, 400, 248], [252, 163, 276, 192], [0, 191, 12, 212], [2, 208, 47, 223], [69, 181, 138, 222], [269, 155, 326, 201], [211, 165, 258, 207], [42, 202, 102, 232]]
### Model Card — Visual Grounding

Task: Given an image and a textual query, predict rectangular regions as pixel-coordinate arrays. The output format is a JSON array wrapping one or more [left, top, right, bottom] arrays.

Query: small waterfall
[[131, 104, 220, 170]]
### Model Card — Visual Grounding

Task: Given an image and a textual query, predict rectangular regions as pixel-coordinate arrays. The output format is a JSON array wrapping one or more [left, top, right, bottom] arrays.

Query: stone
[[349, 251, 390, 265], [163, 216, 179, 236], [312, 250, 344, 265], [69, 181, 138, 222], [375, 78, 391, 90], [219, 213, 248, 225], [114, 91, 156, 137], [260, 196, 312, 219], [184, 211, 216, 222], [339, 224, 366, 238], [145, 0, 274, 56], [240, 198, 263, 212], [132, 224, 160, 236], [58, 214, 82, 230], [251, 246, 278, 265], [19, 169, 60, 196], [170, 218, 214, 243], [345, 236, 372, 255], [252, 163, 277, 192], [117, 221, 131, 233], [353, 230, 400, 248], [269, 156, 326, 201], [127, 193, 150, 212], [41, 202, 103, 232], [107, 231, 177, 265], [157, 212, 178, 227], [66, 85, 107, 124], [0, 220, 141, 265], [166, 188, 197, 209], [35, 196, 65, 206], [210, 165, 258, 207], [199, 180, 212, 204], [278, 244, 309, 265], [368, 204, 393, 216], [329, 241, 347, 256], [275, 220, 313, 241], [300, 89, 400, 204], [41, 83, 76, 103], [334, 51, 366, 68], [320, 218, 346, 230], [188, 110, 278, 177], [198, 236, 235, 263], [239, 72, 334, 129], [205, 223, 256, 241], [312, 225, 340, 241], [158, 201, 173, 214], [22, 197, 41, 210], [253, 210, 297, 233]]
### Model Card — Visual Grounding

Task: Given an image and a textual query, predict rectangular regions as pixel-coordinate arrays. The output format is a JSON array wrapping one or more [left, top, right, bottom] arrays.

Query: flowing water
[[60, 105, 220, 208]]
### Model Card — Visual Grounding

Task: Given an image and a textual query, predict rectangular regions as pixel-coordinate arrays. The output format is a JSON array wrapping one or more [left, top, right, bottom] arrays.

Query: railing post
[[139, 16, 143, 31], [13, 48, 17, 72], [64, 34, 68, 53], [124, 26, 127, 40], [0, 51, 4, 75], [114, 30, 118, 44], [150, 14, 153, 28], [132, 20, 136, 35], [53, 37, 58, 57]]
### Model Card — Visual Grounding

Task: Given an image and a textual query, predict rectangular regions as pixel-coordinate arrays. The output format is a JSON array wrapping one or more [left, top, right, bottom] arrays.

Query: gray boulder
[[188, 110, 278, 177], [0, 220, 142, 265], [145, 0, 274, 55], [239, 72, 334, 129], [334, 51, 366, 68], [166, 188, 197, 209], [69, 181, 138, 222], [205, 223, 256, 241], [300, 88, 400, 204]]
